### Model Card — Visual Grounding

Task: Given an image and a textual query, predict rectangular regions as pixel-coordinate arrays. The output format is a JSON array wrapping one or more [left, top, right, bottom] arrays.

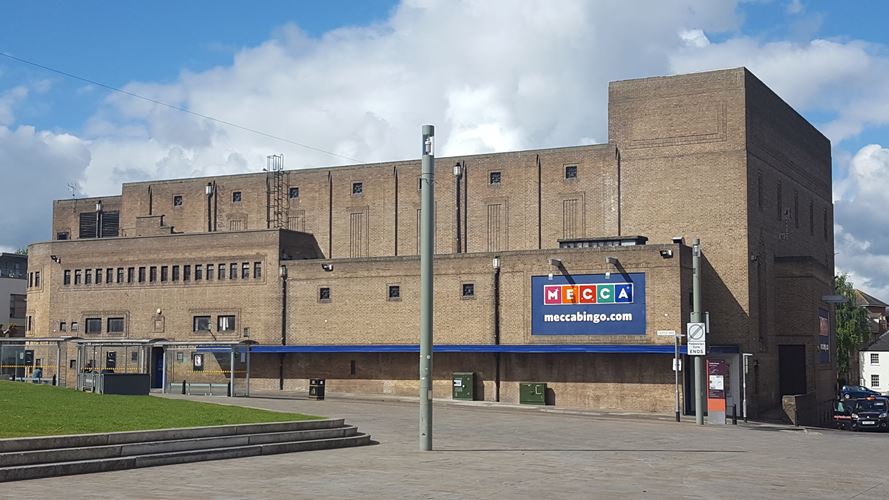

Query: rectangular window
[[352, 182, 363, 195], [776, 181, 783, 222], [85, 269, 92, 285], [27, 315, 31, 331], [289, 186, 299, 198], [138, 267, 146, 283], [34, 271, 40, 287], [172, 265, 180, 281], [823, 208, 829, 241], [207, 264, 214, 281], [149, 266, 157, 282], [63, 270, 71, 286], [871, 353, 880, 365], [85, 318, 101, 334], [872, 374, 880, 388], [793, 190, 799, 228], [462, 283, 475, 298], [183, 265, 191, 281], [232, 191, 242, 203], [106, 268, 113, 284], [218, 263, 225, 280], [127, 267, 135, 283], [809, 200, 815, 236], [59, 322, 67, 332], [230, 263, 237, 280], [489, 171, 501, 184], [117, 267, 124, 283], [107, 317, 125, 334], [217, 315, 236, 332], [193, 316, 211, 333], [241, 262, 250, 280], [28, 272, 32, 288], [388, 285, 400, 301], [75, 269, 82, 285], [195, 264, 203, 281], [56, 231, 69, 240], [94, 268, 101, 284], [173, 195, 183, 207], [161, 266, 168, 282], [757, 172, 763, 211], [319, 287, 331, 302], [253, 262, 261, 279], [71, 322, 78, 333], [565, 165, 577, 179]]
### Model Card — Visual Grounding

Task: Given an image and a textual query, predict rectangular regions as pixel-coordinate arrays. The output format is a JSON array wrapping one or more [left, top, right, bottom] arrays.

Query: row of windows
[[62, 262, 262, 286], [27, 271, 40, 288], [58, 317, 125, 335], [757, 173, 830, 241], [319, 283, 476, 303], [193, 315, 236, 333]]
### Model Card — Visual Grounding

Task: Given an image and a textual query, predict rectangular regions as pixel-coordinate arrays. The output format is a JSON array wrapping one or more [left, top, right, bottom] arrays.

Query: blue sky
[[2, 0, 889, 297]]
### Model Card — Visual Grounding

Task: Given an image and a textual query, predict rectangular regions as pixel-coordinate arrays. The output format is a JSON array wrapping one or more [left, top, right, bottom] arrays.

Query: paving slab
[[0, 394, 884, 499]]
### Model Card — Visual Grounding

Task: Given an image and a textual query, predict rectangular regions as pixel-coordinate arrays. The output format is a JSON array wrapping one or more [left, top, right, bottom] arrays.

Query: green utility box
[[452, 372, 475, 400], [519, 382, 547, 405]]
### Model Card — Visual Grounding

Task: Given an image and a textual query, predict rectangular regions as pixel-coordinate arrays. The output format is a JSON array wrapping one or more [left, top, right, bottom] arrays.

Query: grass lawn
[[0, 381, 320, 439]]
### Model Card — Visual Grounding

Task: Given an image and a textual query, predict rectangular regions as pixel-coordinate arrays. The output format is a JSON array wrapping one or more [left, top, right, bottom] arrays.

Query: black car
[[840, 385, 882, 400], [850, 397, 889, 431], [833, 400, 855, 430]]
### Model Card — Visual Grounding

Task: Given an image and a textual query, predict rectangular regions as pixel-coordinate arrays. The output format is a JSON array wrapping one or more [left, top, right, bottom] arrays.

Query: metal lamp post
[[419, 125, 435, 451]]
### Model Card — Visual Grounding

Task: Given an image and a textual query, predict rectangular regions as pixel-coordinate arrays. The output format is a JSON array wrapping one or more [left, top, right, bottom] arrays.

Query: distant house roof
[[854, 289, 889, 309], [862, 331, 889, 352]]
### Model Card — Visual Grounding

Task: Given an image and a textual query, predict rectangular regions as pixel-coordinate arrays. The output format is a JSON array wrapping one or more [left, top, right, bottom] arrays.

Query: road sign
[[657, 330, 677, 337], [687, 322, 706, 356]]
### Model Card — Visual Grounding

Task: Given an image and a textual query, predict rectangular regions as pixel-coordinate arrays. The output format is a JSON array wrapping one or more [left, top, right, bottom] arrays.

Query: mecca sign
[[531, 273, 646, 335]]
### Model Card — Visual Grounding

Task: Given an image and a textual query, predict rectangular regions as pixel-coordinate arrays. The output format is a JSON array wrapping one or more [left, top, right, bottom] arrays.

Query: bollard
[[732, 404, 737, 425], [52, 374, 57, 386], [182, 380, 187, 395], [227, 382, 231, 397]]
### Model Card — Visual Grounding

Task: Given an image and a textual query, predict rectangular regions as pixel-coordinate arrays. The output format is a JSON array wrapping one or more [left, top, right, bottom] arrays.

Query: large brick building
[[24, 68, 836, 417]]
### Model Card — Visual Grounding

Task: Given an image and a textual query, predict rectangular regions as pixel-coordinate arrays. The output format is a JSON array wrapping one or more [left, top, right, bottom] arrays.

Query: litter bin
[[309, 378, 325, 400], [452, 372, 475, 401], [519, 382, 547, 405]]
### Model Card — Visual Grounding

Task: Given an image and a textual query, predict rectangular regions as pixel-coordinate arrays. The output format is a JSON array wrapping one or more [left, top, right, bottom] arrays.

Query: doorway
[[778, 344, 807, 395], [151, 347, 164, 389]]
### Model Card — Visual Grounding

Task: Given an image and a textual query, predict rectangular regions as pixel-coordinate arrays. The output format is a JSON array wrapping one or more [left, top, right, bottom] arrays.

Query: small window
[[71, 321, 79, 333], [193, 316, 211, 333], [172, 265, 180, 282], [106, 268, 113, 284], [218, 263, 226, 281], [462, 283, 475, 298], [161, 266, 168, 282], [218, 315, 236, 332], [127, 267, 135, 283], [183, 265, 191, 281], [34, 271, 40, 287], [138, 267, 146, 283], [149, 266, 157, 282], [173, 195, 183, 207], [565, 165, 577, 179], [63, 270, 71, 286], [27, 316, 31, 331], [206, 264, 214, 281], [872, 374, 881, 388], [107, 317, 125, 334], [489, 171, 501, 185], [117, 268, 124, 283], [253, 262, 262, 279], [418, 177, 423, 191], [352, 182, 363, 195], [28, 273, 32, 288], [289, 187, 299, 198], [74, 269, 82, 285], [319, 287, 331, 302], [241, 263, 250, 280], [56, 232, 69, 240], [388, 285, 401, 301], [59, 321, 67, 332], [195, 264, 203, 281], [230, 263, 237, 280], [85, 269, 92, 285], [131, 351, 138, 362], [85, 318, 101, 334], [872, 353, 880, 365], [94, 269, 101, 284], [232, 191, 242, 203]]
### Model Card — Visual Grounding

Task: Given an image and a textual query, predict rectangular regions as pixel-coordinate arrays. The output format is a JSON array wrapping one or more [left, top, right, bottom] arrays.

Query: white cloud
[[0, 86, 29, 126], [786, 0, 804, 15]]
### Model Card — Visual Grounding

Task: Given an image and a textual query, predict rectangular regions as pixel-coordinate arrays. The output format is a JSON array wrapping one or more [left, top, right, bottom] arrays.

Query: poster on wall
[[819, 308, 830, 364], [531, 273, 646, 335]]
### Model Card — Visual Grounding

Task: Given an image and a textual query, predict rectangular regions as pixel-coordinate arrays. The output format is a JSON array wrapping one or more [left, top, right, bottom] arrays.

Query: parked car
[[833, 400, 855, 430], [840, 385, 882, 400], [850, 397, 889, 432]]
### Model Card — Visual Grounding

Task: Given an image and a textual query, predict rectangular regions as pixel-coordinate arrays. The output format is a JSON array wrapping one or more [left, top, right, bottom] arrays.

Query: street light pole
[[693, 239, 704, 425], [419, 125, 435, 451]]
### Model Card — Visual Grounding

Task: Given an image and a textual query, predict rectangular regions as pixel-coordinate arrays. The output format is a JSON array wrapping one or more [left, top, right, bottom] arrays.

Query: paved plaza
[[1, 394, 885, 499]]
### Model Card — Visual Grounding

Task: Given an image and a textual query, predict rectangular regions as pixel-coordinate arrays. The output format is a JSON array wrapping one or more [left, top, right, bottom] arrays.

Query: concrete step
[[0, 419, 346, 453], [1, 426, 360, 467], [0, 433, 371, 483]]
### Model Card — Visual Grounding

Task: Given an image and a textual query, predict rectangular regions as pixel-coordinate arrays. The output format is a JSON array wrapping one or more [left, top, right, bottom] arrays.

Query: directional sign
[[687, 322, 706, 356]]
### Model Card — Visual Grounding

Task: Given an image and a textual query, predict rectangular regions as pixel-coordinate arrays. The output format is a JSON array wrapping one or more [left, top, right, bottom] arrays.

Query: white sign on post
[[687, 322, 707, 356]]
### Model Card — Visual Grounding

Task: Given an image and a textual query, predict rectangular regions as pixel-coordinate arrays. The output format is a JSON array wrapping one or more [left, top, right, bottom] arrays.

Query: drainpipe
[[279, 264, 288, 390], [493, 255, 502, 402]]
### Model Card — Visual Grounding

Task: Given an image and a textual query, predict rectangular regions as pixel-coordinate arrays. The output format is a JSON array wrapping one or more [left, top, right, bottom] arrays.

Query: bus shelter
[[154, 340, 256, 397], [73, 339, 156, 392], [0, 337, 78, 386]]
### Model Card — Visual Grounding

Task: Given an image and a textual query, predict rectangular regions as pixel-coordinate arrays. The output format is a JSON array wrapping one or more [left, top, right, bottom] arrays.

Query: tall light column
[[419, 125, 435, 451]]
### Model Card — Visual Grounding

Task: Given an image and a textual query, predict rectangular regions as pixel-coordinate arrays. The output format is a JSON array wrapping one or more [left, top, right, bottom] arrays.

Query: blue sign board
[[819, 308, 830, 364], [531, 273, 647, 335]]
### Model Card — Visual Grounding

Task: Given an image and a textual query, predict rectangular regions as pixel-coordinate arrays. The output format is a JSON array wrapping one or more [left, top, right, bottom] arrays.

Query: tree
[[14, 247, 27, 256], [834, 274, 870, 382]]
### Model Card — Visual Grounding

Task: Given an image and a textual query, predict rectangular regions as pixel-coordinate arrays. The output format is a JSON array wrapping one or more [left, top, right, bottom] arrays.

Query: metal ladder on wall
[[267, 154, 285, 229]]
